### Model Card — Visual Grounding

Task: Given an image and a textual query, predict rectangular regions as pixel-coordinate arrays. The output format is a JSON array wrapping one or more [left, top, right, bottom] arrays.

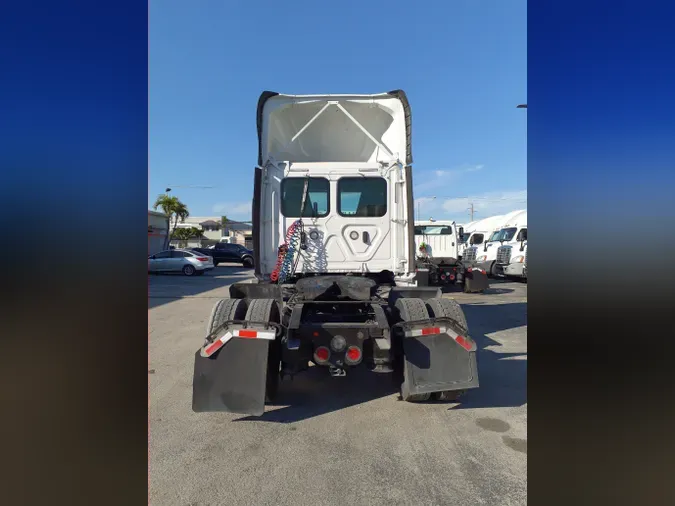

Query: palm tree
[[153, 194, 190, 249]]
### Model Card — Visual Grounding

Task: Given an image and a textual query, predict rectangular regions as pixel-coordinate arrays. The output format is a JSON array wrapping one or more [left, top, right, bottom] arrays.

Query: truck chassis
[[193, 275, 479, 416], [415, 256, 489, 293]]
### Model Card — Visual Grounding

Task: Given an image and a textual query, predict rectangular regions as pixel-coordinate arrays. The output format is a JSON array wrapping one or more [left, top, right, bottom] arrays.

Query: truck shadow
[[148, 265, 254, 310], [449, 302, 527, 410], [235, 301, 527, 423], [440, 285, 515, 295]]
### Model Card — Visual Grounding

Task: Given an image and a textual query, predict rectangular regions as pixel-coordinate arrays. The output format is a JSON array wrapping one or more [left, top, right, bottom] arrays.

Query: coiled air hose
[[270, 177, 310, 284]]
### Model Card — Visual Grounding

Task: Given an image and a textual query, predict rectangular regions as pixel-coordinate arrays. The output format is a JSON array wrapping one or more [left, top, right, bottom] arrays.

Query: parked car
[[148, 249, 214, 276], [193, 243, 254, 268]]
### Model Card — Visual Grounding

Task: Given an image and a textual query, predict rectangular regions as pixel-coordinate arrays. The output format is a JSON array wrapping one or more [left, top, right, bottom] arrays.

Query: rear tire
[[431, 390, 464, 402], [425, 298, 469, 335], [242, 256, 254, 268], [394, 298, 433, 403], [205, 298, 248, 337], [183, 265, 196, 276], [245, 299, 282, 403]]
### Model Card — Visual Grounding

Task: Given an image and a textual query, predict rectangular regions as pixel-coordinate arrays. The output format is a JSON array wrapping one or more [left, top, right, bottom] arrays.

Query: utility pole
[[467, 202, 476, 221]]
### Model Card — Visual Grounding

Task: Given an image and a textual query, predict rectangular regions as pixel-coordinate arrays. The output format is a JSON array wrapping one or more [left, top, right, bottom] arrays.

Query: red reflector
[[455, 335, 472, 351], [421, 327, 441, 336], [238, 330, 257, 338], [346, 346, 361, 362], [313, 331, 319, 337], [205, 340, 223, 355], [315, 347, 330, 362]]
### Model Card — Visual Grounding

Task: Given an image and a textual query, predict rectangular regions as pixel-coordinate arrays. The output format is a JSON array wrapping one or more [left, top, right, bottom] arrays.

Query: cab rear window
[[338, 177, 387, 217], [280, 177, 330, 217]]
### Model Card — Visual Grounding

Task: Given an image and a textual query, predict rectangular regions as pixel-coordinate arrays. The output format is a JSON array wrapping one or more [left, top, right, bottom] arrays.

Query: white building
[[170, 216, 253, 248], [148, 210, 169, 255]]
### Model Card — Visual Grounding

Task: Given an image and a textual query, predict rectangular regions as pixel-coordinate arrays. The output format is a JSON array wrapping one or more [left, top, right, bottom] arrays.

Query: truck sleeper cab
[[192, 91, 479, 417]]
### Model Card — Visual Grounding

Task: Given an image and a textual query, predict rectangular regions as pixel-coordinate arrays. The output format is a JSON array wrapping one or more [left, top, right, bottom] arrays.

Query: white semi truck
[[461, 214, 508, 273], [465, 210, 526, 277], [494, 211, 528, 279], [458, 220, 477, 257], [192, 91, 480, 416], [413, 220, 489, 290]]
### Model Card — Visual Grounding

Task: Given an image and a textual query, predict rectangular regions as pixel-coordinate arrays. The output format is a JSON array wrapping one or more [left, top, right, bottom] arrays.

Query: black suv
[[194, 243, 254, 268]]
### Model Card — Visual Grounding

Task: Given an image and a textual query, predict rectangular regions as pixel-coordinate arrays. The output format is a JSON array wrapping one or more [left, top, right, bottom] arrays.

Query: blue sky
[[149, 0, 526, 224]]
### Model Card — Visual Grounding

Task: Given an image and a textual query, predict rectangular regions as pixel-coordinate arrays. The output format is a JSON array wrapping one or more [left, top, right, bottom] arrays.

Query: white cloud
[[211, 202, 251, 217], [417, 189, 527, 223], [414, 164, 485, 195]]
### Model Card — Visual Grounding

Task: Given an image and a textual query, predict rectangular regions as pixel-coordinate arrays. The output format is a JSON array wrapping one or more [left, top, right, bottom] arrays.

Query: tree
[[172, 227, 203, 241], [153, 194, 190, 249]]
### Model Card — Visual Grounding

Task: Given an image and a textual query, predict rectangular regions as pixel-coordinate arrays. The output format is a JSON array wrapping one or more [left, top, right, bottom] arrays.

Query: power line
[[434, 197, 527, 202]]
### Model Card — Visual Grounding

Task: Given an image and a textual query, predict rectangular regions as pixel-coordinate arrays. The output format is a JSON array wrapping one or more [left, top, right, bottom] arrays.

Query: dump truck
[[192, 91, 479, 416]]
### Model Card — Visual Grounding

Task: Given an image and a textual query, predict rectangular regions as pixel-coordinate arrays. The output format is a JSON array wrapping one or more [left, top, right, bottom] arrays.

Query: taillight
[[449, 274, 455, 281], [197, 257, 210, 262], [441, 274, 446, 280], [345, 346, 362, 365], [314, 346, 330, 364]]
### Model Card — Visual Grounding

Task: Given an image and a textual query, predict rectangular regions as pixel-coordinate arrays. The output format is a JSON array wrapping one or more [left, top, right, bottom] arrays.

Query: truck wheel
[[425, 298, 469, 335], [432, 390, 465, 402], [394, 298, 432, 402], [245, 299, 282, 403], [395, 297, 429, 322], [205, 298, 248, 337]]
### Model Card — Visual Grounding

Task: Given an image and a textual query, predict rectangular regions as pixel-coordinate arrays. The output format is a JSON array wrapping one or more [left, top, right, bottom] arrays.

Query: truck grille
[[496, 245, 512, 265], [463, 247, 477, 262]]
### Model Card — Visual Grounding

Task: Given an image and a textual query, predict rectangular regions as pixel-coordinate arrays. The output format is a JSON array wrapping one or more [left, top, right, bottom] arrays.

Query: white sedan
[[148, 249, 214, 276]]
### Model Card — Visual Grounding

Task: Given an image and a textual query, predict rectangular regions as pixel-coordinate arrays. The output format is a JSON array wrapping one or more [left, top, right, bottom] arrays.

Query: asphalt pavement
[[149, 266, 527, 506]]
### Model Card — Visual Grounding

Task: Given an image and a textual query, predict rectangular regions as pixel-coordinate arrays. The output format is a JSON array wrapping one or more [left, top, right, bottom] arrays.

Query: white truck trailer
[[192, 91, 480, 416]]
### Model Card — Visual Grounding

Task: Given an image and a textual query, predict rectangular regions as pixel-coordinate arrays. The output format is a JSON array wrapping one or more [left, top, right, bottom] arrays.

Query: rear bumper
[[195, 263, 214, 271]]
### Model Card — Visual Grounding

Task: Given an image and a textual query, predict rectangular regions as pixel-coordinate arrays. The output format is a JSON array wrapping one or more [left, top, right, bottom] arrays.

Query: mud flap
[[398, 318, 479, 398], [192, 337, 270, 416], [464, 268, 489, 293]]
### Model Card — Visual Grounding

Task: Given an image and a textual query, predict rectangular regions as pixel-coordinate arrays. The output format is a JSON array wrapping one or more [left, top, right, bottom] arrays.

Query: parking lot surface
[[149, 266, 527, 506]]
